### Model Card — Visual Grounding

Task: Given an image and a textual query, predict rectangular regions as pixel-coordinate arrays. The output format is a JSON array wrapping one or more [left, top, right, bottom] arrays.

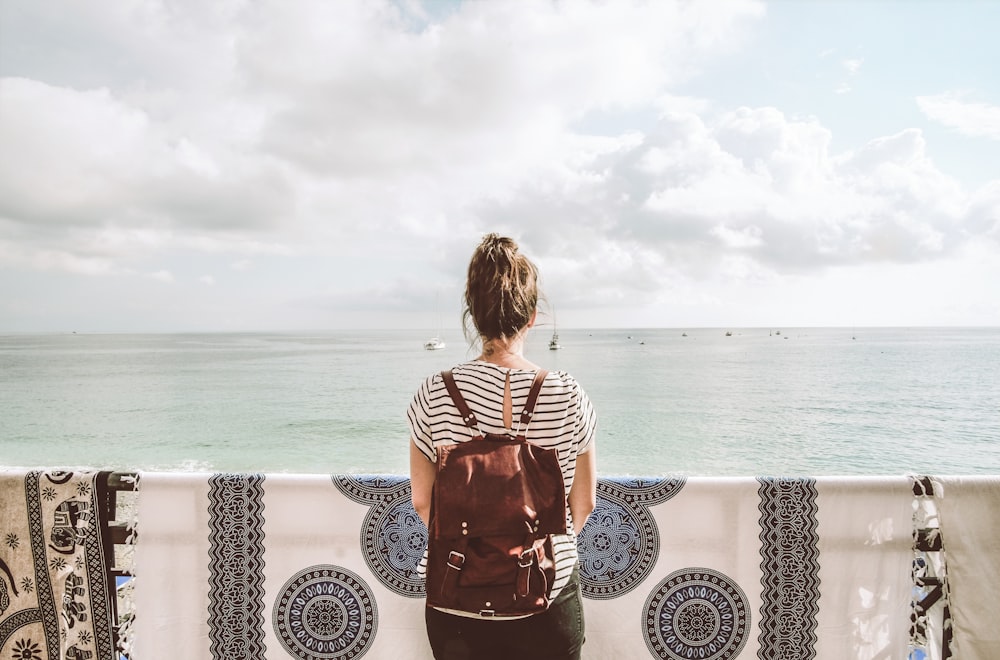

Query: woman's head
[[463, 233, 539, 342]]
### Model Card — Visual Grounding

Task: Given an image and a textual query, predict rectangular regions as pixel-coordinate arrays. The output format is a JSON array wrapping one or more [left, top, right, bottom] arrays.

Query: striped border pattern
[[208, 473, 267, 660], [756, 477, 821, 659]]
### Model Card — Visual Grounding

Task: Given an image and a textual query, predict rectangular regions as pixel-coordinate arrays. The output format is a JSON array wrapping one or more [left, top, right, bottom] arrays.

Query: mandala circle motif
[[362, 497, 427, 597], [578, 491, 654, 599], [606, 476, 687, 506], [273, 565, 377, 660], [643, 568, 750, 660], [332, 474, 409, 504]]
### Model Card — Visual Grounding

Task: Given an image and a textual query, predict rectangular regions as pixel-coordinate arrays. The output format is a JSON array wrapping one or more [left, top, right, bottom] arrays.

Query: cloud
[[917, 92, 1000, 140], [0, 242, 120, 276], [712, 224, 765, 249], [147, 270, 174, 283], [0, 78, 295, 252], [965, 180, 1000, 239], [248, 0, 764, 187], [463, 106, 979, 312], [842, 58, 864, 75], [0, 0, 765, 280], [831, 56, 862, 95], [1, 0, 997, 328]]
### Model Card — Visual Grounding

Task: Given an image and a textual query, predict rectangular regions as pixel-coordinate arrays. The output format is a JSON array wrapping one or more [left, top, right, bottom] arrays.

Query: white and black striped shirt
[[407, 360, 597, 614]]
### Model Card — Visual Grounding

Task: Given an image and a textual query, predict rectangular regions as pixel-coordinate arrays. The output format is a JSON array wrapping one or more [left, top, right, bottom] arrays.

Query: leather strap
[[441, 370, 478, 432], [439, 537, 468, 600], [515, 537, 546, 598], [519, 370, 548, 429]]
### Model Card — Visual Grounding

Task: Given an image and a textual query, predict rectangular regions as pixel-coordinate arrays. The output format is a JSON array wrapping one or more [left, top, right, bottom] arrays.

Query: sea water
[[1, 328, 998, 476]]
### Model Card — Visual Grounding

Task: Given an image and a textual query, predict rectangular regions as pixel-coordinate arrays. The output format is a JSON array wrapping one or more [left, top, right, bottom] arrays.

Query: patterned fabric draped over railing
[[3, 471, 998, 659], [0, 471, 117, 660]]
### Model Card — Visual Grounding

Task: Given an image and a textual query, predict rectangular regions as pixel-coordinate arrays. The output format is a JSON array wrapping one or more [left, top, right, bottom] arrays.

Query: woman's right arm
[[410, 440, 436, 527]]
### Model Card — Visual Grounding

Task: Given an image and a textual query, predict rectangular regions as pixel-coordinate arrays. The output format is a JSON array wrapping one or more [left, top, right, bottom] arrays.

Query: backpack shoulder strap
[[517, 369, 549, 429], [440, 370, 479, 432], [442, 368, 549, 438]]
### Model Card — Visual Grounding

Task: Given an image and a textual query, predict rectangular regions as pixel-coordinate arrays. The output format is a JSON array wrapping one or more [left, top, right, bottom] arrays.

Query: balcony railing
[[5, 470, 996, 659]]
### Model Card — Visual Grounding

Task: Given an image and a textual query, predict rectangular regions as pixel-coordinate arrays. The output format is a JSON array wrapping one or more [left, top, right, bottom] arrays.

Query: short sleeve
[[572, 381, 597, 455], [406, 374, 437, 463]]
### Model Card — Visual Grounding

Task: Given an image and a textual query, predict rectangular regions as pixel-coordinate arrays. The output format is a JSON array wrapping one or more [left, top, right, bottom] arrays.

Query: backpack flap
[[432, 439, 567, 539]]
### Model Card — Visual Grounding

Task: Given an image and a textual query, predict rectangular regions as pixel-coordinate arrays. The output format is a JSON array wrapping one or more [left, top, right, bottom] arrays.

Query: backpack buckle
[[517, 547, 535, 568], [447, 551, 466, 571]]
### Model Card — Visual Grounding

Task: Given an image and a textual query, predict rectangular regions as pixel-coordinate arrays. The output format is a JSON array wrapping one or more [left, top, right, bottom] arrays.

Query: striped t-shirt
[[407, 360, 597, 616]]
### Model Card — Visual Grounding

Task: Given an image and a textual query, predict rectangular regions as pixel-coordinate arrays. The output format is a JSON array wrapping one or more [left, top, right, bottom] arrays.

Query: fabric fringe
[[910, 475, 953, 660], [116, 473, 139, 658]]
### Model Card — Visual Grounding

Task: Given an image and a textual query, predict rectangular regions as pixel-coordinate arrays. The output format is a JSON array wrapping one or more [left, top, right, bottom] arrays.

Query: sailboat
[[548, 308, 561, 350], [424, 292, 446, 350]]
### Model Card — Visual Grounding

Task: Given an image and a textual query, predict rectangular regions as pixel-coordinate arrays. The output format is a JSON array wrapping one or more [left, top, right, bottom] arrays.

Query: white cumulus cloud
[[917, 92, 1000, 140]]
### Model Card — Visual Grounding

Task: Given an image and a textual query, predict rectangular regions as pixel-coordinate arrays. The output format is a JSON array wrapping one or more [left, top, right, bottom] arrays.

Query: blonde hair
[[463, 233, 539, 343]]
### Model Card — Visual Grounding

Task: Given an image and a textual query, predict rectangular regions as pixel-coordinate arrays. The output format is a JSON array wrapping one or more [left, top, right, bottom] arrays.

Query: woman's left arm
[[568, 446, 597, 536], [410, 440, 436, 527]]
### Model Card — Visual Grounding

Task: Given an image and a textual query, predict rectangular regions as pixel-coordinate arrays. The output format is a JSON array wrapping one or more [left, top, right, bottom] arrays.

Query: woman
[[408, 233, 598, 660]]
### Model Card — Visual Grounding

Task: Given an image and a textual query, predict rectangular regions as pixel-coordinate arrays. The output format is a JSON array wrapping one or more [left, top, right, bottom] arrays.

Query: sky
[[1, 0, 998, 332]]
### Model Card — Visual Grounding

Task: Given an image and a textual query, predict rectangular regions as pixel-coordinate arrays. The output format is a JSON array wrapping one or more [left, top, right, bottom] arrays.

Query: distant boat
[[549, 308, 561, 350], [682, 332, 687, 337], [725, 331, 732, 337], [425, 291, 446, 350]]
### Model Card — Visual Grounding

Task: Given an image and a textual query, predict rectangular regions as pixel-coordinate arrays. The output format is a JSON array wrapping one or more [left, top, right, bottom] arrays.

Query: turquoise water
[[1, 328, 998, 476]]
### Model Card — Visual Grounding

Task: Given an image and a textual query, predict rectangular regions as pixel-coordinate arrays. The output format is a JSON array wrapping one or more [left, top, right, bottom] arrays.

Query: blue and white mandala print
[[578, 476, 686, 599], [332, 474, 428, 597], [643, 568, 750, 660], [332, 474, 410, 504], [577, 492, 652, 599], [273, 565, 378, 660], [362, 496, 427, 597]]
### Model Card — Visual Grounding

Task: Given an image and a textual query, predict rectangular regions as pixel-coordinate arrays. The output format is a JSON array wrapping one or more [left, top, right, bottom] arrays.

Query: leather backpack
[[425, 369, 567, 617]]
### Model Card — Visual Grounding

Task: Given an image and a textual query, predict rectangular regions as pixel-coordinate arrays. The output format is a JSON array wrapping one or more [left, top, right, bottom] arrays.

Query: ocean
[[1, 327, 998, 477]]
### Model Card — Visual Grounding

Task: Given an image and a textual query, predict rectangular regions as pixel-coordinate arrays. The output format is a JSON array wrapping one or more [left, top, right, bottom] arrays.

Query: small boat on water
[[424, 337, 446, 351], [725, 331, 732, 337], [424, 291, 446, 350], [548, 332, 561, 350]]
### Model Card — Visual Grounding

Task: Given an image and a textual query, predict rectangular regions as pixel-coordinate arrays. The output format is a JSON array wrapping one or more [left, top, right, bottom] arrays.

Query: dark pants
[[424, 568, 585, 660]]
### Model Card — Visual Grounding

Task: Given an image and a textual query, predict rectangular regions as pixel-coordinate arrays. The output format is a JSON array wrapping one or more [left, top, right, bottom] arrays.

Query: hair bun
[[480, 233, 516, 263]]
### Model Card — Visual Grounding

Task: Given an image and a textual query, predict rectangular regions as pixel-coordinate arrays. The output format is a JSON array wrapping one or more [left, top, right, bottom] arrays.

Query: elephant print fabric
[[0, 471, 116, 660]]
